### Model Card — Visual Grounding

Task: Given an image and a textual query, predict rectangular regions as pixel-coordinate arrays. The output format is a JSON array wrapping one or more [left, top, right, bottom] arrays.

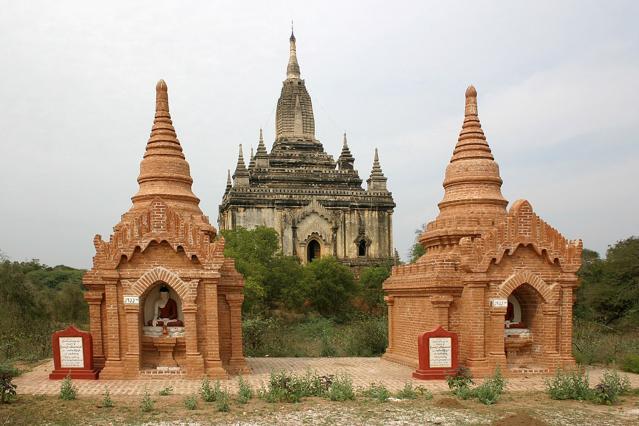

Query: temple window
[[358, 239, 367, 257]]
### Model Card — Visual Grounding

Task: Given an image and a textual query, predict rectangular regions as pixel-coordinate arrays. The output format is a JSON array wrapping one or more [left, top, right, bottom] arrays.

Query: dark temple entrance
[[307, 240, 321, 262]]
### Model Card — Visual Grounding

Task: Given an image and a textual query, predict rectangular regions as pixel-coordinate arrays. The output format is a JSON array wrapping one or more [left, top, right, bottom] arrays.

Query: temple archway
[[307, 239, 321, 262]]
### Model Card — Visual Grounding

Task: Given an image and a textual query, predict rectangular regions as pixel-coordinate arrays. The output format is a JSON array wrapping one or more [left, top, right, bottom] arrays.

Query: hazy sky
[[1, 1, 637, 268]]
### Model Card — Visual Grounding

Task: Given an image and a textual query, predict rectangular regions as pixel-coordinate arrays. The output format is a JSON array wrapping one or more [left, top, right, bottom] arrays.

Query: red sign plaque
[[49, 325, 99, 380], [412, 325, 459, 380]]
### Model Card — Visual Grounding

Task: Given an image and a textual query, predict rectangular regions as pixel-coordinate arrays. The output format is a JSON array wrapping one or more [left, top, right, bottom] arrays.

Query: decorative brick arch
[[128, 267, 196, 304], [497, 270, 557, 304]]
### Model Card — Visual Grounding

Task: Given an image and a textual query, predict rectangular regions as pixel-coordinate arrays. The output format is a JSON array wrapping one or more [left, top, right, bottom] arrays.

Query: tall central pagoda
[[219, 31, 395, 268]]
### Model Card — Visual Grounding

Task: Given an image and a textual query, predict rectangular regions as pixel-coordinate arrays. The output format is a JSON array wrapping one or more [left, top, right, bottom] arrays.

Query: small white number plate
[[124, 296, 139, 305]]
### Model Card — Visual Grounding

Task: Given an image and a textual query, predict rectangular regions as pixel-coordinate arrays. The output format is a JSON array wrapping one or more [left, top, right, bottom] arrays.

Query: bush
[[237, 376, 253, 404], [158, 385, 173, 396], [259, 370, 331, 403], [362, 383, 390, 402], [184, 395, 198, 410], [591, 370, 631, 405], [446, 366, 473, 396], [621, 353, 639, 374], [326, 374, 355, 401], [302, 257, 357, 320], [396, 381, 417, 400], [59, 375, 77, 401], [216, 388, 230, 412], [0, 363, 19, 404], [140, 389, 154, 412], [101, 386, 113, 408], [546, 369, 591, 400], [415, 385, 433, 400], [342, 316, 387, 356], [200, 377, 222, 402]]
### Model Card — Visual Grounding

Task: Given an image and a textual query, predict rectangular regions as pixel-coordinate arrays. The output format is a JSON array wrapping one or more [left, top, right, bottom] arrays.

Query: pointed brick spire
[[132, 79, 201, 212], [233, 144, 249, 186], [225, 169, 232, 193], [255, 128, 270, 168], [248, 146, 256, 169], [337, 132, 355, 170], [287, 28, 301, 79], [367, 148, 388, 191]]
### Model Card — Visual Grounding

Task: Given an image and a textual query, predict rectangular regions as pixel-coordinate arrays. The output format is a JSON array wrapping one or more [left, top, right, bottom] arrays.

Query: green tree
[[408, 223, 426, 263], [358, 263, 391, 314], [302, 257, 356, 320]]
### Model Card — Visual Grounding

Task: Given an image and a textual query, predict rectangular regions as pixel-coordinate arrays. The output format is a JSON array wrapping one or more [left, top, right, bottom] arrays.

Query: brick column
[[542, 304, 560, 368], [226, 293, 249, 373], [203, 279, 227, 378], [430, 295, 453, 329], [559, 284, 575, 365], [487, 304, 507, 368], [84, 291, 105, 368], [122, 304, 140, 378], [183, 302, 204, 378], [466, 283, 486, 362], [100, 279, 124, 378], [384, 295, 395, 353]]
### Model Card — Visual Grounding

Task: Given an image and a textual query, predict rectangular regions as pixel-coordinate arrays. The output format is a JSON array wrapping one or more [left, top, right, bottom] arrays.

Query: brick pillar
[[226, 293, 249, 373], [384, 295, 395, 353], [430, 295, 453, 329], [487, 304, 507, 369], [203, 279, 227, 378], [122, 304, 140, 378], [542, 304, 560, 368], [100, 279, 124, 378], [466, 283, 486, 363], [183, 303, 204, 378], [84, 291, 105, 369], [559, 284, 575, 365]]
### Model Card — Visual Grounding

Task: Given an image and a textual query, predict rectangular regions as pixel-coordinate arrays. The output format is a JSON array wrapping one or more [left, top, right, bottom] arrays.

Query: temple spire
[[287, 27, 301, 79], [255, 128, 270, 168], [225, 169, 232, 193], [337, 132, 355, 170], [233, 144, 249, 186], [132, 79, 201, 212], [451, 85, 493, 162], [367, 148, 388, 191], [248, 146, 256, 169]]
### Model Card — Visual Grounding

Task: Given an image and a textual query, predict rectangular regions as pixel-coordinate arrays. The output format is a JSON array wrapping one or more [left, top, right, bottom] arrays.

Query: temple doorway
[[307, 240, 321, 262], [504, 283, 543, 370]]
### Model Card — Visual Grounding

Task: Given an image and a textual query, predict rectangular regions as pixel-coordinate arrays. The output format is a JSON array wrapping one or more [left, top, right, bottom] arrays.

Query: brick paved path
[[14, 358, 639, 396]]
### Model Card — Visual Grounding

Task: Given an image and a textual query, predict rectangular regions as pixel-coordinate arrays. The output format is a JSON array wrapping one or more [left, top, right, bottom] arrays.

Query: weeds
[[200, 377, 222, 402], [0, 363, 18, 404], [184, 394, 198, 410], [215, 388, 230, 412], [59, 375, 77, 401], [158, 385, 173, 396], [326, 373, 355, 401], [140, 388, 154, 412], [546, 368, 591, 401], [101, 386, 113, 408], [237, 376, 253, 404], [446, 366, 474, 396], [362, 383, 391, 402], [591, 370, 631, 405], [396, 381, 418, 400]]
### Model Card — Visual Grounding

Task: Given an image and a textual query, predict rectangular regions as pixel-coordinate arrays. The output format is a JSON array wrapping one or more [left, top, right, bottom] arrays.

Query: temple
[[383, 86, 583, 377], [83, 80, 248, 379], [219, 31, 396, 269]]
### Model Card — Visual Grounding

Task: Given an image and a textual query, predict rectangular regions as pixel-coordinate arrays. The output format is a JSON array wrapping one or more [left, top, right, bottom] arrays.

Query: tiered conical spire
[[131, 80, 201, 213], [225, 169, 232, 193], [248, 146, 256, 169], [366, 148, 388, 191], [437, 85, 507, 215], [233, 144, 249, 186], [337, 133, 355, 170], [287, 29, 301, 80], [255, 128, 270, 168]]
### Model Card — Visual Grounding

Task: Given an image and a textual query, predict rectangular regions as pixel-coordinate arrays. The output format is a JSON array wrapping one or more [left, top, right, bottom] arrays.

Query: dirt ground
[[1, 391, 638, 425]]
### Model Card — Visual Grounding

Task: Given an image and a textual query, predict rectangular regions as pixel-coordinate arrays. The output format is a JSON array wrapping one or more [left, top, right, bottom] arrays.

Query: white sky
[[1, 1, 637, 268]]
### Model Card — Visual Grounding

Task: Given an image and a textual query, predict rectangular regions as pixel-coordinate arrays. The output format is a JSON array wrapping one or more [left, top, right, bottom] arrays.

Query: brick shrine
[[82, 80, 248, 379], [383, 86, 583, 377]]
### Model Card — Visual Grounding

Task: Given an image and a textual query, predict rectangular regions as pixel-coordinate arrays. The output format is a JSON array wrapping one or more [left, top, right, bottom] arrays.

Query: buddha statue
[[147, 286, 183, 327]]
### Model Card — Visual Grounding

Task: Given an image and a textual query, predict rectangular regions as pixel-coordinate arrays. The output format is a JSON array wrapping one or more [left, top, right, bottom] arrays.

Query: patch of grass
[[101, 386, 113, 408], [396, 382, 418, 400], [326, 373, 355, 401], [545, 368, 591, 401], [621, 353, 639, 374], [237, 376, 253, 404], [140, 389, 154, 412], [158, 385, 173, 396], [59, 375, 77, 401], [573, 320, 639, 367], [362, 383, 390, 402], [183, 395, 198, 410]]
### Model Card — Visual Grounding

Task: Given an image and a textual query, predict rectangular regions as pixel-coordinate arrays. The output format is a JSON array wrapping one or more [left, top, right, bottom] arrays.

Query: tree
[[358, 263, 392, 315], [408, 223, 426, 263], [302, 256, 357, 320]]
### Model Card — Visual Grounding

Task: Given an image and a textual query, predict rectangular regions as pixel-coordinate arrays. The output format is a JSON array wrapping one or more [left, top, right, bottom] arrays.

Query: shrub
[[237, 376, 253, 404], [158, 385, 173, 396], [415, 385, 433, 400], [396, 382, 418, 400], [200, 377, 222, 402], [343, 316, 387, 356], [474, 381, 501, 405], [590, 370, 631, 405], [362, 383, 390, 402], [59, 375, 77, 401], [446, 366, 473, 396], [546, 369, 591, 400], [216, 388, 230, 412], [621, 354, 639, 374], [101, 386, 113, 408], [140, 389, 154, 412], [301, 256, 357, 320], [259, 370, 331, 403], [0, 363, 19, 404], [184, 395, 198, 410], [326, 374, 355, 401]]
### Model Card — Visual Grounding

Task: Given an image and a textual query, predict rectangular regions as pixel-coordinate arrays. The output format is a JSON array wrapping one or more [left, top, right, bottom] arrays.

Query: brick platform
[[14, 358, 639, 396]]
